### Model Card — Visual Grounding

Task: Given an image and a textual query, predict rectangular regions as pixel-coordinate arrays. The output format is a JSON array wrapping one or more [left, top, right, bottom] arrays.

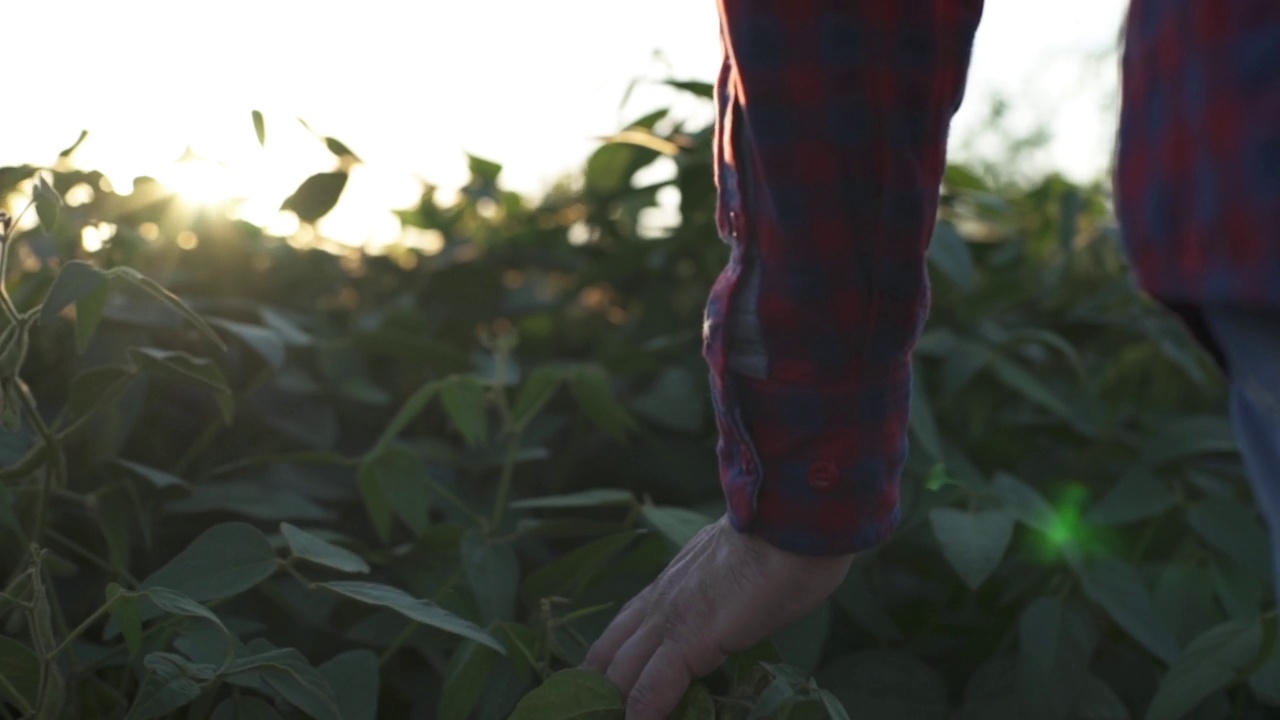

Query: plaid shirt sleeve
[[704, 1, 984, 556]]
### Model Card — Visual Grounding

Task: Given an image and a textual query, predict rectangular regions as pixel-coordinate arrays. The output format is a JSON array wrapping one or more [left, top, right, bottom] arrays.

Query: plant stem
[[46, 600, 112, 659], [16, 380, 61, 543], [489, 438, 520, 531]]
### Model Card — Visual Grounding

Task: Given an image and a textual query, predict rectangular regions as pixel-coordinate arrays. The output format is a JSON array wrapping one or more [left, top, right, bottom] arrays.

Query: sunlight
[[158, 151, 239, 206]]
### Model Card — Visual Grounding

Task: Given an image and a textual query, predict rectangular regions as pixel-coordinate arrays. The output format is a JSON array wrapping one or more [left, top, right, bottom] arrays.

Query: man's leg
[[1202, 307, 1280, 596]]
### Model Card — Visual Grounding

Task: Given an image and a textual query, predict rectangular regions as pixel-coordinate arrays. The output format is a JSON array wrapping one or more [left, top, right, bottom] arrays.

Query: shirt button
[[807, 461, 839, 492]]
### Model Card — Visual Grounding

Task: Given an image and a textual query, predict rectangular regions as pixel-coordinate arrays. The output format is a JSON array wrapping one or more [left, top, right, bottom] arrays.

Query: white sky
[[5, 0, 1127, 246]]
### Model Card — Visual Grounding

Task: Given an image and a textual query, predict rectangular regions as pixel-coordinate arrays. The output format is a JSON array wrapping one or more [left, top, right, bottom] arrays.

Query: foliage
[[0, 81, 1275, 719]]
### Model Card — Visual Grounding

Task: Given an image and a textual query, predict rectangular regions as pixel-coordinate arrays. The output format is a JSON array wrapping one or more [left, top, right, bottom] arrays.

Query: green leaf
[[985, 351, 1074, 423], [318, 649, 379, 720], [521, 530, 642, 603], [439, 641, 498, 720], [1147, 618, 1265, 720], [771, 602, 831, 675], [665, 79, 715, 98], [208, 317, 287, 370], [510, 489, 635, 511], [1249, 644, 1280, 706], [640, 505, 712, 550], [212, 695, 284, 720], [817, 689, 851, 720], [629, 367, 705, 433], [441, 375, 489, 447], [127, 652, 208, 719], [358, 447, 429, 540], [34, 173, 61, 233], [1075, 556, 1178, 663], [0, 635, 40, 711], [569, 367, 634, 441], [58, 129, 89, 158], [929, 508, 1014, 590], [814, 650, 949, 720], [324, 137, 360, 161], [319, 580, 504, 652], [1018, 596, 1096, 716], [65, 364, 136, 422], [748, 676, 800, 720], [74, 280, 110, 353], [1211, 561, 1262, 619], [509, 668, 623, 720], [1074, 673, 1130, 720], [928, 220, 975, 292], [251, 110, 266, 147], [40, 260, 107, 324], [142, 522, 278, 602], [992, 472, 1057, 532], [108, 266, 227, 350], [369, 379, 444, 457], [672, 681, 715, 720], [461, 529, 520, 623], [134, 587, 235, 658], [909, 369, 945, 463], [1187, 498, 1272, 578], [106, 583, 143, 657], [511, 366, 565, 429], [225, 648, 341, 720], [1084, 470, 1174, 527], [128, 348, 233, 423], [115, 459, 190, 491], [281, 171, 347, 224], [281, 523, 370, 574]]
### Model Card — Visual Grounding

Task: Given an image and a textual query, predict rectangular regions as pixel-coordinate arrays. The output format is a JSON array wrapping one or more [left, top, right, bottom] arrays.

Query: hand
[[583, 514, 855, 719]]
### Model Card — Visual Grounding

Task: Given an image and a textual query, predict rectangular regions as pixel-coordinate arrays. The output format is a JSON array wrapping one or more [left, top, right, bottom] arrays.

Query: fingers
[[604, 621, 664, 695], [625, 642, 726, 720], [582, 589, 650, 673]]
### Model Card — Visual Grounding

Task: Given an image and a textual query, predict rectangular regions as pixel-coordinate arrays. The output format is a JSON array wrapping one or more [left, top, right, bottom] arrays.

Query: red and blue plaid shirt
[[706, 0, 1280, 556]]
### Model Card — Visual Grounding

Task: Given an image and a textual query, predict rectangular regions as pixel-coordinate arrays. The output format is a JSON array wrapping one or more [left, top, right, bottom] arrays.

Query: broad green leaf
[[992, 472, 1057, 532], [251, 110, 266, 146], [34, 173, 61, 233], [673, 681, 715, 720], [629, 367, 705, 433], [319, 580, 503, 652], [65, 364, 136, 422], [127, 652, 208, 719], [1138, 416, 1239, 468], [510, 488, 635, 511], [928, 220, 975, 292], [441, 375, 488, 447], [318, 649, 379, 720], [1187, 498, 1272, 579], [1249, 644, 1280, 706], [1018, 596, 1096, 716], [1075, 556, 1178, 663], [1084, 470, 1174, 527], [1211, 561, 1263, 619], [40, 259, 107, 323], [929, 508, 1013, 590], [281, 523, 369, 574], [1074, 673, 1130, 720], [665, 79, 715, 98], [1147, 618, 1265, 720], [0, 635, 39, 711], [135, 587, 235, 659], [748, 676, 800, 720], [1155, 563, 1220, 647], [818, 689, 852, 720], [73, 279, 110, 353], [771, 602, 830, 675], [109, 267, 227, 350], [212, 695, 284, 720], [521, 529, 641, 603], [569, 368, 634, 441], [142, 522, 278, 602], [225, 648, 341, 720], [909, 369, 945, 463], [814, 650, 949, 720], [986, 351, 1074, 422], [508, 668, 623, 720], [208, 318, 287, 370], [281, 171, 347, 224], [511, 366, 565, 430], [832, 566, 904, 642], [439, 641, 498, 720], [369, 379, 444, 457], [324, 137, 360, 161], [359, 447, 429, 539], [115, 459, 190, 491], [461, 529, 520, 623], [640, 505, 712, 550], [128, 348, 233, 423], [106, 583, 143, 657]]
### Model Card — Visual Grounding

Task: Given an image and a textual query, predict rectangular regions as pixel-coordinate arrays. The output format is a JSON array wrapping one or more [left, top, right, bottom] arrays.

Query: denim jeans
[[1202, 308, 1280, 599]]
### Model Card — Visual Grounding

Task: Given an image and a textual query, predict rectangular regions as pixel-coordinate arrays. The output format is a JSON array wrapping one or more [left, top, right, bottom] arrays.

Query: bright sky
[[6, 0, 1127, 246]]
